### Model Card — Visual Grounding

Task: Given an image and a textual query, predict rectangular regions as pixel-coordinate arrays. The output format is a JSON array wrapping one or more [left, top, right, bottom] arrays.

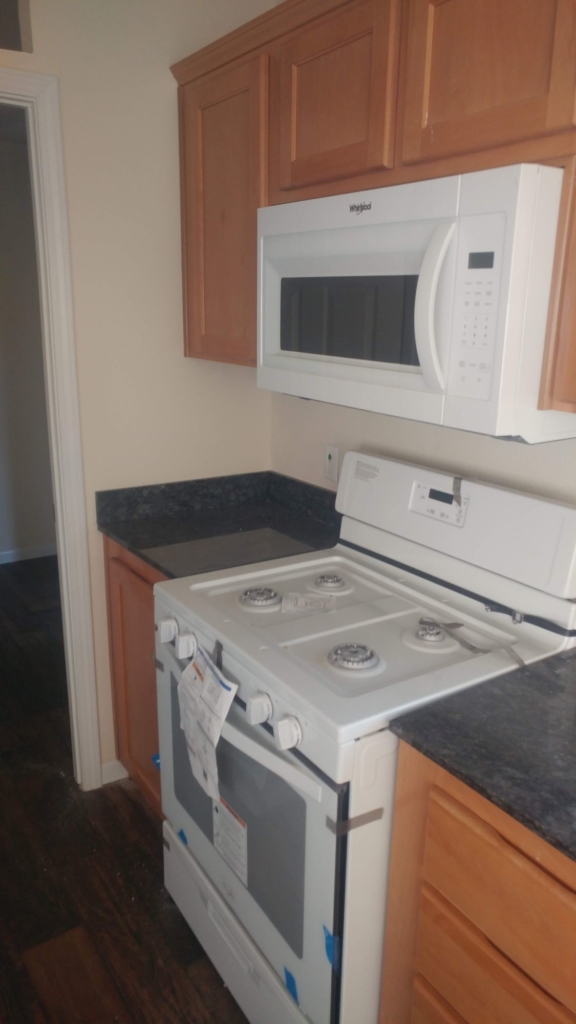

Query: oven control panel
[[409, 481, 469, 528]]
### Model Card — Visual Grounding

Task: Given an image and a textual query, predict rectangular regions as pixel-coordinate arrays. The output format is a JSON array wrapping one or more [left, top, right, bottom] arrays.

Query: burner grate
[[239, 587, 281, 608], [328, 643, 380, 671], [314, 573, 346, 591]]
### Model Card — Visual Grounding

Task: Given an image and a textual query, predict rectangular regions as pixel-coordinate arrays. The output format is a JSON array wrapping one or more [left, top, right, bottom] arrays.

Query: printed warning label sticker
[[213, 797, 248, 887]]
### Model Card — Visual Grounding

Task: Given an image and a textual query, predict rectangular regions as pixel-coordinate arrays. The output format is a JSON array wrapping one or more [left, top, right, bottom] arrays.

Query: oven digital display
[[428, 488, 454, 505], [409, 481, 469, 527]]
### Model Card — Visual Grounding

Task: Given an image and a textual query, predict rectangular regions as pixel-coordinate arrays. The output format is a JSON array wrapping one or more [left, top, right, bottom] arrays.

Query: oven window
[[171, 682, 307, 958], [280, 275, 419, 365]]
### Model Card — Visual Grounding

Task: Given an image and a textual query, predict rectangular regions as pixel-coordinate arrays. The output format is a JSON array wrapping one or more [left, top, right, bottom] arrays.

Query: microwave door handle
[[220, 720, 323, 803], [414, 220, 456, 392]]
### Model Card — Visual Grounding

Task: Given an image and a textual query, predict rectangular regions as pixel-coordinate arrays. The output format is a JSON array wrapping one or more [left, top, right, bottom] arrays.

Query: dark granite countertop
[[390, 648, 576, 862], [96, 470, 340, 579]]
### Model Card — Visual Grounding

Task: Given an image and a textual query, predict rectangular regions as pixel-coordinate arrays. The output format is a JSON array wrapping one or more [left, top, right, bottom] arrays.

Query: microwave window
[[280, 276, 419, 366]]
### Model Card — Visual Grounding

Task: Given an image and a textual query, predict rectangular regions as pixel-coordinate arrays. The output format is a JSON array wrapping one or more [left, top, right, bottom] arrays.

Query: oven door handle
[[414, 220, 456, 393], [220, 721, 323, 803]]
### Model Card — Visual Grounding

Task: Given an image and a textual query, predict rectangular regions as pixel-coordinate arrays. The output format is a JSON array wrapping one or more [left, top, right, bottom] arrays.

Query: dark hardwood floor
[[0, 556, 248, 1024]]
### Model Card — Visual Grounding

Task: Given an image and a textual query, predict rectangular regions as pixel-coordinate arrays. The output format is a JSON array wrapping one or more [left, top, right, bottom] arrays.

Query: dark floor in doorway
[[0, 556, 248, 1024]]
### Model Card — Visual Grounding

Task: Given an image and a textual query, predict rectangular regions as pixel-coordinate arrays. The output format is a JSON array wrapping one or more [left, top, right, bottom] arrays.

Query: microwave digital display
[[280, 275, 419, 367], [468, 251, 495, 269]]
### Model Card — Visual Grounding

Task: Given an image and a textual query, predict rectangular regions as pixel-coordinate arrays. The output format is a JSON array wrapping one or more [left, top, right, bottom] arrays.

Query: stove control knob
[[175, 632, 198, 660], [273, 715, 302, 751], [157, 618, 178, 644], [246, 692, 273, 726]]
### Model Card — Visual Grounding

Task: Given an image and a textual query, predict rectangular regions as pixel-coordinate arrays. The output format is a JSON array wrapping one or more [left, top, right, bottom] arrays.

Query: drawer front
[[423, 788, 576, 1014], [416, 885, 576, 1024], [412, 976, 468, 1024]]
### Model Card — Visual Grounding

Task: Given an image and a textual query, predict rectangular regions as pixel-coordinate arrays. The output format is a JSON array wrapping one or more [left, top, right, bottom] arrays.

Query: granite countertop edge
[[389, 648, 576, 864], [390, 722, 575, 861]]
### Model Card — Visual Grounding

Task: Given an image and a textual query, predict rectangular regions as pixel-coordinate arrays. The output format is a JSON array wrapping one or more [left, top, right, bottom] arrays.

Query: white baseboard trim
[[101, 759, 129, 785], [0, 543, 58, 565]]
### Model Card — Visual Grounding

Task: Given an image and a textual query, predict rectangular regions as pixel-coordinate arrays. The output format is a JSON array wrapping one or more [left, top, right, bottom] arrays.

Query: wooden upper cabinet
[[401, 0, 576, 164], [275, 0, 401, 190], [180, 55, 268, 365], [540, 156, 576, 412]]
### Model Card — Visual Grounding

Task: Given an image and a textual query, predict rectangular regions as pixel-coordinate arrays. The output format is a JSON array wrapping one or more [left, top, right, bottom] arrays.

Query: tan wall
[[271, 394, 576, 504], [0, 113, 55, 561], [0, 0, 281, 764]]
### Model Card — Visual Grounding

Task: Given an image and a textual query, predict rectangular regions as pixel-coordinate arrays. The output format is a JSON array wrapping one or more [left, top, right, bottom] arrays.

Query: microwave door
[[414, 220, 456, 392]]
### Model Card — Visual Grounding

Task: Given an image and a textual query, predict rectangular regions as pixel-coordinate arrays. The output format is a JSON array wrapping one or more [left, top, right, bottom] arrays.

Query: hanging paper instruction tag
[[281, 593, 336, 613], [177, 647, 238, 798]]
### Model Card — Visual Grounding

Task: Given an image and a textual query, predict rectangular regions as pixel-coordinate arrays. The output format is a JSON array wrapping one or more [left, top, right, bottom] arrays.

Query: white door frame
[[0, 68, 102, 790]]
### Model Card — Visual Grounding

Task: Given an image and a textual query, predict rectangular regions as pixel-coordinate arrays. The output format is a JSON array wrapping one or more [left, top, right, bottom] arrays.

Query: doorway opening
[[0, 69, 101, 790]]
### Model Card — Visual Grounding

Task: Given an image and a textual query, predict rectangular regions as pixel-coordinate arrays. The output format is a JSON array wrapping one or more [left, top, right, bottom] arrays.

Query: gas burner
[[239, 587, 282, 609], [416, 622, 446, 643], [314, 573, 346, 591], [328, 643, 380, 671]]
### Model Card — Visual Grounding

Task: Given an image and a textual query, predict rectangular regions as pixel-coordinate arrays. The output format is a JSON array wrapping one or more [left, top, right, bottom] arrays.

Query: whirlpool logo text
[[349, 201, 372, 214]]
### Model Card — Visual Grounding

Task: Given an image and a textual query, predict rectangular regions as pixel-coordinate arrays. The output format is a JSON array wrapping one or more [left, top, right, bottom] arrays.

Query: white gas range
[[154, 452, 576, 1024]]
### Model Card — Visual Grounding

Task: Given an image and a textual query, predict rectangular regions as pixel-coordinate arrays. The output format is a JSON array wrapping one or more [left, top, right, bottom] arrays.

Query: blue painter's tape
[[178, 828, 188, 846], [151, 753, 161, 770], [284, 968, 299, 1004], [323, 926, 341, 974]]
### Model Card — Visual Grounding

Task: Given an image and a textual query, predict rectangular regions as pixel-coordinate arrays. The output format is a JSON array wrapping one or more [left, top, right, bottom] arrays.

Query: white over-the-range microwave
[[257, 164, 576, 444]]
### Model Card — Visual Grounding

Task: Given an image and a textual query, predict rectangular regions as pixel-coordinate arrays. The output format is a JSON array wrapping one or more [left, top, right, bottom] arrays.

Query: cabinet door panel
[[411, 976, 468, 1024], [402, 0, 576, 163], [181, 55, 268, 365], [108, 556, 163, 815], [416, 886, 576, 1024], [423, 787, 576, 1014], [277, 0, 400, 189], [540, 155, 576, 412]]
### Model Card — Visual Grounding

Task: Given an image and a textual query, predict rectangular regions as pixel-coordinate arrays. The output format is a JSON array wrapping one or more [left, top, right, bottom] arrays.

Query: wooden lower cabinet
[[104, 538, 167, 816], [411, 977, 467, 1024], [380, 743, 576, 1024]]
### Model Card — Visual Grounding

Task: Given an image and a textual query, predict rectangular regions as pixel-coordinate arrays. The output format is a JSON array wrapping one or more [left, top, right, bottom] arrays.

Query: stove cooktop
[[194, 556, 533, 698], [151, 546, 565, 740]]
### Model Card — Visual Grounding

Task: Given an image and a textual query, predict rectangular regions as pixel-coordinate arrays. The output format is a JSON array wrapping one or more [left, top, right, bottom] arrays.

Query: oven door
[[157, 639, 348, 1024]]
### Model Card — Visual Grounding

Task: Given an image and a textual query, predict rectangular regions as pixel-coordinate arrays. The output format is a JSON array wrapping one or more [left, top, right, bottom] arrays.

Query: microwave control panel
[[447, 214, 505, 402]]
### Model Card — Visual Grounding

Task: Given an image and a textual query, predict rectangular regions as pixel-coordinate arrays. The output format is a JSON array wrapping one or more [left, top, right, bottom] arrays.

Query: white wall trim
[[101, 759, 129, 785], [0, 70, 102, 790], [0, 543, 57, 565]]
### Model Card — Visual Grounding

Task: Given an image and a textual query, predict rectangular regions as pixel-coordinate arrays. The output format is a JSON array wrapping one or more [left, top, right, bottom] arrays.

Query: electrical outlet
[[324, 444, 339, 483]]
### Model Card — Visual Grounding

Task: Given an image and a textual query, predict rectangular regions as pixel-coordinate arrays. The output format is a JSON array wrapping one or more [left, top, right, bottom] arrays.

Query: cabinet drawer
[[412, 976, 467, 1024], [423, 788, 576, 1014], [416, 885, 576, 1024]]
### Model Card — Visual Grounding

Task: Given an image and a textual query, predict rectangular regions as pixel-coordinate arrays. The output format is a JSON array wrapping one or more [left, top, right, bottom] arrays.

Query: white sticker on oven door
[[213, 797, 248, 887]]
